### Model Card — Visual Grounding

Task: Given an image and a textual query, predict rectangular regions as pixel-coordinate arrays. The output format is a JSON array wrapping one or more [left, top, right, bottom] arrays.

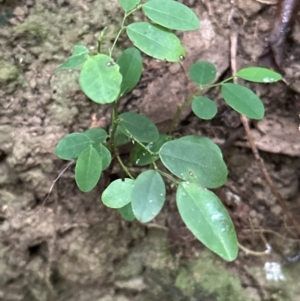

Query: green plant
[[54, 0, 281, 261]]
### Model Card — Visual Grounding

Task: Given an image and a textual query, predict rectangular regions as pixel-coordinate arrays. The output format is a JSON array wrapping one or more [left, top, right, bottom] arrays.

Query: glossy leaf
[[159, 139, 227, 188], [176, 182, 238, 261], [84, 128, 107, 143], [189, 61, 216, 85], [55, 133, 91, 160], [93, 143, 111, 170], [117, 47, 143, 96], [119, 0, 140, 11], [119, 112, 159, 143], [132, 170, 166, 223], [235, 67, 282, 83], [75, 146, 102, 192], [192, 96, 217, 120], [130, 134, 171, 166], [126, 22, 186, 62], [221, 83, 264, 120], [55, 45, 89, 72], [179, 135, 222, 158], [142, 0, 200, 31], [79, 54, 122, 104], [102, 178, 134, 208], [118, 203, 135, 221]]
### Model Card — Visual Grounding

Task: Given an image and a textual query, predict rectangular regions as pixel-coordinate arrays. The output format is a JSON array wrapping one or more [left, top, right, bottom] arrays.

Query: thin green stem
[[109, 102, 134, 178], [109, 27, 125, 58], [106, 5, 142, 180], [168, 76, 235, 134], [109, 102, 119, 150], [116, 153, 134, 179], [97, 39, 101, 54], [157, 169, 180, 185], [118, 125, 156, 156], [109, 107, 134, 180], [109, 8, 139, 57], [152, 161, 159, 171], [208, 76, 234, 89], [168, 93, 195, 134], [97, 27, 108, 54]]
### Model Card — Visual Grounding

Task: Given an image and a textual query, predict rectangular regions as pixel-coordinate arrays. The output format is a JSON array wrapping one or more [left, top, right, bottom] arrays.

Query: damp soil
[[1, 1, 300, 301]]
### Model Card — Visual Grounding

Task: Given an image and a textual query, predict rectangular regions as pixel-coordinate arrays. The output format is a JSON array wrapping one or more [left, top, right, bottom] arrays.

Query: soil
[[1, 0, 300, 301]]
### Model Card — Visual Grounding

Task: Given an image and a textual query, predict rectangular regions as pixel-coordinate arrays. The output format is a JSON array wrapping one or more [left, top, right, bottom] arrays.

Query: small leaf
[[93, 143, 111, 170], [192, 96, 217, 120], [114, 126, 131, 146], [119, 0, 140, 11], [221, 83, 264, 120], [79, 54, 122, 104], [84, 128, 108, 143], [118, 203, 135, 221], [55, 45, 89, 72], [119, 112, 159, 143], [189, 61, 216, 85], [126, 22, 186, 62], [176, 182, 238, 261], [159, 139, 227, 188], [55, 133, 91, 160], [142, 0, 200, 31], [235, 67, 282, 83], [130, 134, 171, 166], [117, 47, 143, 96], [75, 146, 102, 192], [132, 170, 166, 223], [102, 178, 134, 208], [179, 135, 222, 158]]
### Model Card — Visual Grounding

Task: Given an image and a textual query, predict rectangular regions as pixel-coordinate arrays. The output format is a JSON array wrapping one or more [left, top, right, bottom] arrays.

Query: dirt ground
[[1, 0, 300, 300]]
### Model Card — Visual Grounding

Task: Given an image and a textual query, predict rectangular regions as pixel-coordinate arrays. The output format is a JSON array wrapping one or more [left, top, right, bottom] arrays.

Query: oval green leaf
[[84, 128, 108, 143], [79, 54, 122, 104], [102, 178, 134, 208], [119, 0, 140, 11], [142, 0, 200, 31], [119, 112, 159, 143], [235, 67, 282, 83], [132, 170, 166, 223], [179, 135, 222, 158], [176, 182, 238, 261], [93, 143, 111, 170], [118, 203, 135, 221], [159, 139, 227, 188], [221, 83, 265, 120], [192, 96, 217, 120], [126, 22, 186, 62], [189, 61, 217, 85], [55, 133, 92, 160], [117, 47, 143, 96], [130, 134, 171, 166], [75, 146, 102, 192], [55, 45, 89, 72]]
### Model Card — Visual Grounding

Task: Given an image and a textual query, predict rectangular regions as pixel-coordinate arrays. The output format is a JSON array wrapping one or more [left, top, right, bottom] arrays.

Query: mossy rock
[[116, 229, 248, 301], [175, 252, 246, 301]]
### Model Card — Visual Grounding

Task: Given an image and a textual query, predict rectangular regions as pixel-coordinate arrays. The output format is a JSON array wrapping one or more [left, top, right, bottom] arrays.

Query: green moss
[[117, 229, 249, 301], [175, 252, 246, 301], [175, 268, 194, 297], [0, 61, 19, 83], [15, 20, 47, 39]]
